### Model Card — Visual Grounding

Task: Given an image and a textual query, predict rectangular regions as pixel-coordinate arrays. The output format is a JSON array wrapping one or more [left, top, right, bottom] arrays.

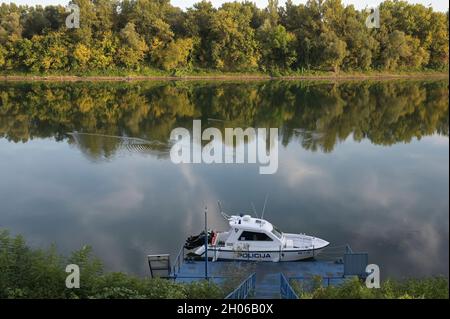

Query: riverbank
[[1, 71, 448, 82], [291, 276, 449, 299]]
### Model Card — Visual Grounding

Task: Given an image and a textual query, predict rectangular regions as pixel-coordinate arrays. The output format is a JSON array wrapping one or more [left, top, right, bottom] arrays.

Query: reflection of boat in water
[[185, 205, 329, 262]]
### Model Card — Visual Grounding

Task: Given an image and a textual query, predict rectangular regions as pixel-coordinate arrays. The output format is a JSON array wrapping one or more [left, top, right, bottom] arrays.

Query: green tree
[[427, 11, 449, 68], [210, 2, 259, 71], [89, 31, 118, 69], [265, 0, 280, 26], [318, 31, 348, 72], [21, 6, 51, 39], [184, 1, 216, 67], [0, 45, 5, 68], [152, 37, 193, 71], [380, 30, 411, 70], [117, 22, 148, 69], [0, 11, 22, 43], [23, 31, 70, 71], [72, 43, 92, 70], [120, 0, 175, 55], [257, 20, 297, 72]]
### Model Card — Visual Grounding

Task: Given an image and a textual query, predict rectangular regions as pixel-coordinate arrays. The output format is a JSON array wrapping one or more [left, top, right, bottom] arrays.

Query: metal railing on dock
[[225, 273, 256, 299], [172, 246, 185, 276], [280, 273, 299, 299]]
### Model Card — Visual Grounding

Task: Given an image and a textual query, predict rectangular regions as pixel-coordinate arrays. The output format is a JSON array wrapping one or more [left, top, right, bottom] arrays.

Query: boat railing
[[280, 273, 299, 299], [345, 244, 353, 254], [224, 273, 256, 299]]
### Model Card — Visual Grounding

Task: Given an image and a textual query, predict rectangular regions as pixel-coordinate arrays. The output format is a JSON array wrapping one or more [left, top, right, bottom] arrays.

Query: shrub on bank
[[292, 276, 449, 299], [0, 230, 224, 299]]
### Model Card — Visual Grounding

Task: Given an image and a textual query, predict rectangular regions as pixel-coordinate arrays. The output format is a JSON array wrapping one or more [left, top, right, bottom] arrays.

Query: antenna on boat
[[261, 194, 268, 219], [217, 201, 230, 220], [251, 202, 259, 218]]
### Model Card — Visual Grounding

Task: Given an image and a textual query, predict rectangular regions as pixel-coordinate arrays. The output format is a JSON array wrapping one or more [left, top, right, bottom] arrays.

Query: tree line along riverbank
[[0, 0, 448, 75]]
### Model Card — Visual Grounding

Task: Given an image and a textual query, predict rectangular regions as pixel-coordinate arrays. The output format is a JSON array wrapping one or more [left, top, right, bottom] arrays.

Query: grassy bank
[[0, 230, 229, 299], [291, 275, 449, 299], [1, 69, 448, 82]]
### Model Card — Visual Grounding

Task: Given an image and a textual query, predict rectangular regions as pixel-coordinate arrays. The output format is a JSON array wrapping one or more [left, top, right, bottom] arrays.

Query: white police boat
[[185, 206, 329, 262]]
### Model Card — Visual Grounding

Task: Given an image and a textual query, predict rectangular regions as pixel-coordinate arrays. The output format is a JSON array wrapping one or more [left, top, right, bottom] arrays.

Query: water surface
[[0, 80, 448, 278]]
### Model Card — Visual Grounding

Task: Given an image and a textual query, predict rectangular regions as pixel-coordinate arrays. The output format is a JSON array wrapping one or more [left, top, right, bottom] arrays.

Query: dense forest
[[1, 80, 448, 154], [0, 0, 448, 74]]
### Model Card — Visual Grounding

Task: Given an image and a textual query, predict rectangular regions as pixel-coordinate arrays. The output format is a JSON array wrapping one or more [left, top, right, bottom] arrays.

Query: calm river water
[[0, 80, 448, 278]]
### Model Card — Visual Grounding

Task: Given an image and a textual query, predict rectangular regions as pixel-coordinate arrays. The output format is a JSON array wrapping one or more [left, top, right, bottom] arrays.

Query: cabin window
[[238, 231, 273, 241], [272, 228, 282, 239], [271, 227, 282, 239]]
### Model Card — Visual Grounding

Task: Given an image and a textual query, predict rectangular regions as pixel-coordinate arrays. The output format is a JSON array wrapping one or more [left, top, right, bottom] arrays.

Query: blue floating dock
[[148, 246, 368, 299], [174, 259, 345, 298]]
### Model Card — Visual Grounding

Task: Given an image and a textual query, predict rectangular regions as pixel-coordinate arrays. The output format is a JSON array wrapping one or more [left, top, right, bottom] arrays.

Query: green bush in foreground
[[0, 230, 224, 299], [292, 275, 449, 299]]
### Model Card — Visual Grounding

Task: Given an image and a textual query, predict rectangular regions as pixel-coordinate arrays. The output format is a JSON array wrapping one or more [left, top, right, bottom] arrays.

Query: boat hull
[[204, 246, 328, 262]]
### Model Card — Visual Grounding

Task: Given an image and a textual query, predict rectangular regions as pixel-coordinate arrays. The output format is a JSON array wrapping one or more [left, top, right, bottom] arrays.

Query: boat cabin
[[213, 215, 284, 248]]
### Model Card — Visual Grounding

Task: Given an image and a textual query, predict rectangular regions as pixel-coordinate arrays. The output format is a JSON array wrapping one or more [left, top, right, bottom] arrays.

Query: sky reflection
[[0, 134, 447, 278]]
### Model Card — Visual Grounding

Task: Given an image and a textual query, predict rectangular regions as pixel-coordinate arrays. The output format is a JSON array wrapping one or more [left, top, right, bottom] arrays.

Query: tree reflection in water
[[0, 80, 448, 160]]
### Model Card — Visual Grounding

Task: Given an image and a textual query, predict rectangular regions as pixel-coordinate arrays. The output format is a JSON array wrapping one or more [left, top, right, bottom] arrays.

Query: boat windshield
[[271, 226, 283, 239]]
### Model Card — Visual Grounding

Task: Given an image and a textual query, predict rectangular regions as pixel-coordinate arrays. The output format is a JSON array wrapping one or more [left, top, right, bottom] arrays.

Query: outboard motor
[[184, 230, 214, 250]]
